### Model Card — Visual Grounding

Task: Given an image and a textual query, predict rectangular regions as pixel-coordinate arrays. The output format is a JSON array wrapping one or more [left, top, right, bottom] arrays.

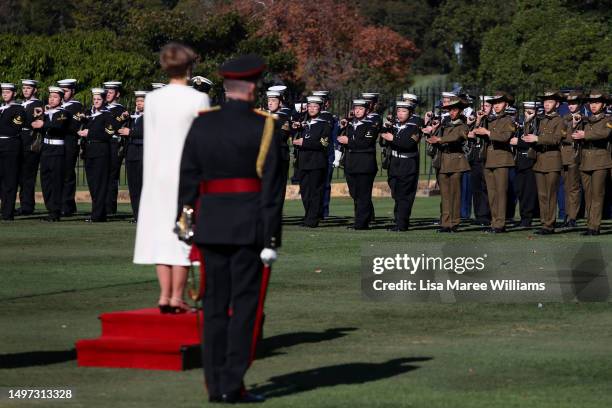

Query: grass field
[[1, 197, 612, 408]]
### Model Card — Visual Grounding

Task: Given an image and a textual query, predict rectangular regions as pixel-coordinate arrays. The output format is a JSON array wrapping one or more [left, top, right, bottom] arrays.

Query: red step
[[76, 308, 203, 371]]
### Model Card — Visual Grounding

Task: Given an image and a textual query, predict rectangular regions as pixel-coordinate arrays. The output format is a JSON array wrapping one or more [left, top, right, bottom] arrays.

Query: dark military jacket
[[178, 100, 284, 249], [485, 113, 515, 168], [82, 109, 113, 159], [296, 116, 330, 170], [41, 107, 70, 157], [387, 115, 421, 177], [533, 112, 563, 172], [20, 98, 44, 151], [268, 108, 291, 162], [344, 116, 379, 174], [61, 99, 84, 147], [439, 118, 470, 174], [106, 102, 129, 139], [0, 102, 25, 152], [126, 112, 144, 162]]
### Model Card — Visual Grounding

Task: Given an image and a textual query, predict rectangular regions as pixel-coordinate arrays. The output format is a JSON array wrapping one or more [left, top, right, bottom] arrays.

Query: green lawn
[[1, 198, 611, 407]]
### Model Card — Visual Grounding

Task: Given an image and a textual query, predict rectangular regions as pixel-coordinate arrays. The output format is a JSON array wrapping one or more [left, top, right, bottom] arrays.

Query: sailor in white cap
[[337, 98, 379, 229], [292, 95, 331, 228], [380, 100, 422, 231], [266, 89, 291, 187], [55, 79, 84, 217], [16, 79, 44, 216], [191, 76, 213, 94], [0, 83, 26, 220], [268, 85, 292, 117], [103, 81, 130, 215], [361, 92, 383, 129], [120, 90, 147, 222], [31, 86, 70, 221], [76, 88, 113, 222]]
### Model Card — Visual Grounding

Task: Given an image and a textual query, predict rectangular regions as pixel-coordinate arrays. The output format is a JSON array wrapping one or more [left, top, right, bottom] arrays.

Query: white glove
[[260, 248, 277, 266], [333, 149, 342, 168]]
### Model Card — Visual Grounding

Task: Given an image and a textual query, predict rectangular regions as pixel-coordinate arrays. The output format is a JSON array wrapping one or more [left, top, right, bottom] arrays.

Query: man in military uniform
[[191, 76, 213, 98], [17, 79, 43, 216], [560, 91, 583, 227], [426, 96, 471, 232], [338, 98, 379, 229], [31, 87, 70, 221], [466, 96, 492, 226], [380, 100, 422, 231], [103, 81, 130, 215], [119, 90, 146, 222], [510, 101, 540, 227], [523, 90, 565, 234], [312, 90, 337, 219], [0, 83, 25, 220], [57, 79, 84, 217], [571, 90, 612, 235], [266, 88, 291, 188], [177, 54, 284, 403], [292, 95, 331, 227], [473, 91, 515, 233]]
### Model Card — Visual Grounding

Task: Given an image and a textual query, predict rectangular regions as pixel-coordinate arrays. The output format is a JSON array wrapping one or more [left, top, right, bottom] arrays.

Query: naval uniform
[[40, 107, 70, 219], [105, 101, 129, 214], [268, 108, 291, 188], [467, 116, 491, 224], [514, 118, 539, 225], [296, 115, 331, 227], [125, 112, 144, 220], [81, 109, 113, 221], [0, 102, 25, 219], [344, 116, 379, 229], [178, 100, 284, 400], [387, 115, 421, 230], [18, 97, 44, 215], [60, 99, 83, 215]]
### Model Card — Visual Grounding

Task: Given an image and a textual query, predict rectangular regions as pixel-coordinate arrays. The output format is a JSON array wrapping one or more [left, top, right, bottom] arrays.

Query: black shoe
[[15, 208, 33, 216], [472, 219, 491, 226], [438, 227, 452, 233], [564, 219, 577, 228], [519, 219, 532, 227], [535, 228, 554, 235], [581, 229, 600, 236], [486, 227, 506, 233], [387, 226, 408, 232], [450, 225, 459, 232], [42, 215, 60, 222], [208, 395, 222, 403], [222, 391, 265, 403]]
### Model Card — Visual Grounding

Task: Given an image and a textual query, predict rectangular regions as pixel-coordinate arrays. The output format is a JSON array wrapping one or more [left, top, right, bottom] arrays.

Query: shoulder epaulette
[[254, 108, 278, 120], [198, 106, 221, 115]]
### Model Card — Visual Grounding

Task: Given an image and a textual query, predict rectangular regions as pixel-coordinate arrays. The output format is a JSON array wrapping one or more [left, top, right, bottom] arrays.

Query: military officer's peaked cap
[[441, 96, 469, 110], [352, 99, 368, 107], [584, 89, 608, 102], [219, 54, 266, 81], [48, 86, 64, 95], [91, 88, 105, 95], [537, 90, 564, 101], [1, 83, 16, 91], [57, 79, 77, 88], [21, 79, 39, 87], [103, 81, 122, 90]]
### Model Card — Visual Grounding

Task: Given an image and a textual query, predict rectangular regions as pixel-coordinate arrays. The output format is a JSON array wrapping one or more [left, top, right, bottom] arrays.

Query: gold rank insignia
[[57, 113, 66, 121], [282, 121, 290, 131], [321, 137, 329, 147], [105, 125, 114, 134], [606, 122, 612, 129], [13, 115, 23, 125]]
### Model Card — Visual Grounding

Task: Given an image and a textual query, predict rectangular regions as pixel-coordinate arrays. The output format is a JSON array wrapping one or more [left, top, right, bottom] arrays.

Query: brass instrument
[[174, 205, 195, 244], [30, 106, 44, 153]]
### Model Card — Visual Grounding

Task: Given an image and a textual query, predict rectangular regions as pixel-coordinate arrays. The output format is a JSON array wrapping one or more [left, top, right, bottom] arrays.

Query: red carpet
[[76, 308, 203, 371]]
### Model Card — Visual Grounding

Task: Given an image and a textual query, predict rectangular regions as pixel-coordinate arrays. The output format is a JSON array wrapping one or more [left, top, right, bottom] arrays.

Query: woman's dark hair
[[159, 42, 198, 79]]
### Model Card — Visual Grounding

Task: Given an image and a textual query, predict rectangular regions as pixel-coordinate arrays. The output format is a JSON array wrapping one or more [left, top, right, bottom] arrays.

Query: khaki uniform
[[561, 113, 582, 221], [438, 119, 470, 228], [578, 113, 612, 231], [484, 114, 515, 229], [533, 113, 564, 230]]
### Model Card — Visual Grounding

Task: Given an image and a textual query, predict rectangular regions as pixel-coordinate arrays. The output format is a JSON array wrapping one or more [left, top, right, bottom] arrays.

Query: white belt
[[391, 150, 417, 159], [43, 138, 65, 145], [0, 136, 18, 139], [111, 135, 121, 141]]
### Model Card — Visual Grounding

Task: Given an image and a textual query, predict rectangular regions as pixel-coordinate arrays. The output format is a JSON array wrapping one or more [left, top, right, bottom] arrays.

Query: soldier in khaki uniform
[[426, 97, 470, 232], [571, 90, 612, 235], [523, 90, 565, 234], [560, 91, 583, 227], [473, 91, 515, 233]]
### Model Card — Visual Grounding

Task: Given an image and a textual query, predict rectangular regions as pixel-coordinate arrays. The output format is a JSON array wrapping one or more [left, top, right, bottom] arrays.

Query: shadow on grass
[[0, 349, 76, 369], [250, 357, 432, 398], [258, 327, 357, 359]]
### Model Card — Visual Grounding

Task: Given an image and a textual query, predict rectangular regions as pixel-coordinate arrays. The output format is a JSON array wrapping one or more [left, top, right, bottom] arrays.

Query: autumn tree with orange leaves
[[226, 0, 418, 91]]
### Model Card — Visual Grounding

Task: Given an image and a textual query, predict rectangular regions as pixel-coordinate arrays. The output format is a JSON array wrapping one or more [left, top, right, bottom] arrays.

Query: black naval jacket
[[20, 98, 44, 150], [0, 102, 25, 152], [106, 102, 129, 138], [61, 99, 84, 137], [41, 108, 70, 157], [271, 109, 291, 162], [387, 115, 422, 177], [178, 100, 285, 249], [296, 116, 330, 170], [126, 113, 144, 161], [81, 110, 113, 159], [344, 117, 379, 174]]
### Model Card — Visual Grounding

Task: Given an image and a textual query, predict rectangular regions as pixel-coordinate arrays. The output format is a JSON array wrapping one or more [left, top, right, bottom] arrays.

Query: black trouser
[[469, 160, 491, 223], [388, 167, 419, 230], [199, 244, 264, 398], [40, 154, 65, 218], [62, 136, 79, 214], [514, 166, 539, 222], [299, 168, 326, 227], [85, 153, 110, 221], [18, 149, 40, 214], [346, 172, 376, 229], [280, 159, 290, 193], [106, 140, 123, 214], [0, 148, 20, 219], [126, 158, 143, 219]]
